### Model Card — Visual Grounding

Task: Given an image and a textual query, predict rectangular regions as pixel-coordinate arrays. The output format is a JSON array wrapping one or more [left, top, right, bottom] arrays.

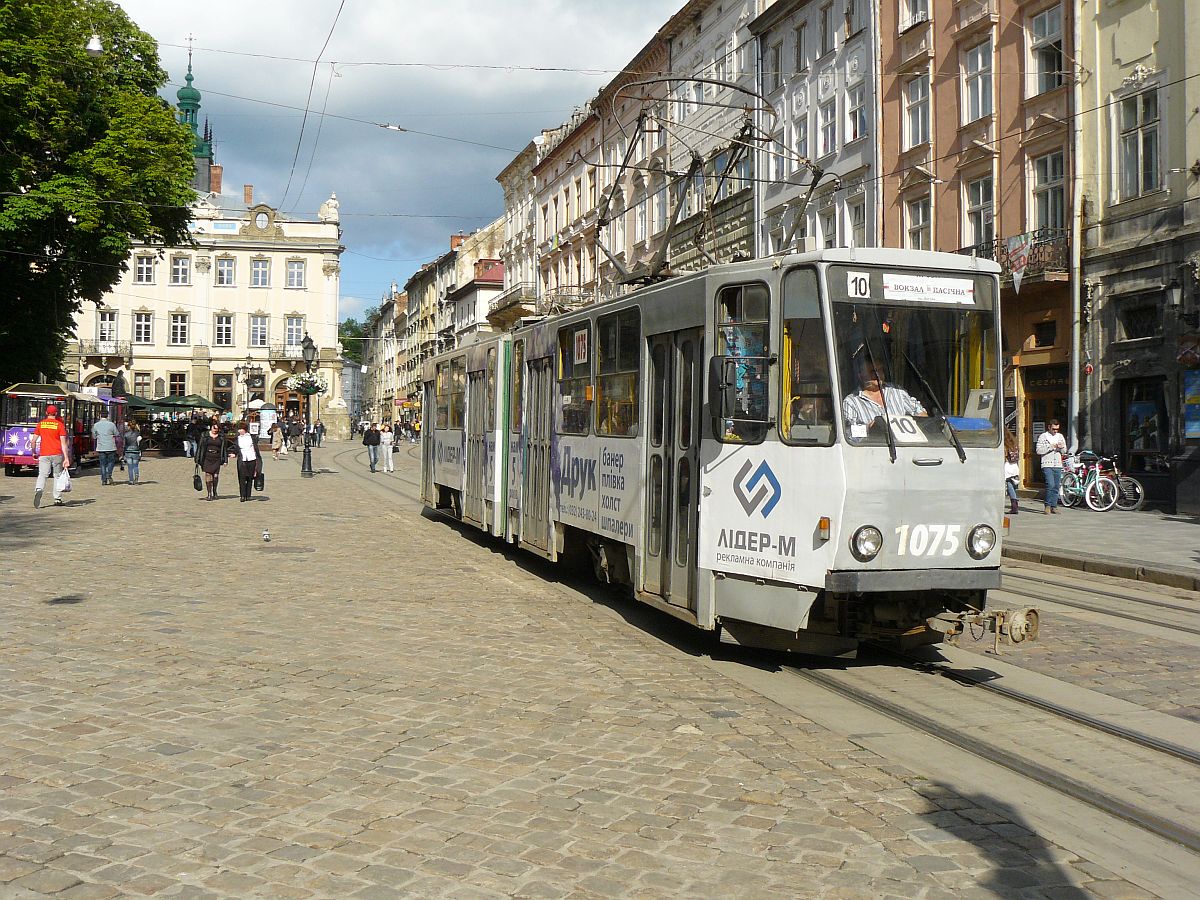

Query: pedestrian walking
[[379, 424, 395, 473], [92, 407, 120, 485], [232, 422, 262, 502], [194, 421, 228, 501], [32, 403, 71, 508], [269, 422, 283, 460], [288, 419, 302, 452], [1035, 419, 1068, 514], [123, 421, 142, 485], [363, 422, 381, 472], [1004, 449, 1020, 515], [315, 420, 325, 447]]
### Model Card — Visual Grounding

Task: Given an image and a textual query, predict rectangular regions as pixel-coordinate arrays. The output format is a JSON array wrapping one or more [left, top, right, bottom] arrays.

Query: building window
[[819, 4, 834, 56], [771, 134, 787, 181], [654, 184, 668, 233], [848, 199, 866, 247], [1033, 150, 1065, 231], [767, 41, 783, 92], [286, 259, 306, 289], [846, 85, 867, 143], [846, 0, 862, 34], [250, 258, 269, 287], [794, 22, 808, 72], [1031, 4, 1064, 95], [133, 312, 152, 345], [169, 313, 189, 346], [713, 42, 727, 84], [1118, 89, 1160, 201], [169, 373, 186, 396], [134, 255, 155, 284], [215, 257, 235, 287], [97, 310, 117, 342], [905, 74, 930, 148], [965, 40, 993, 122], [133, 372, 150, 397], [902, 0, 929, 31], [214, 314, 233, 347], [820, 209, 837, 248], [170, 255, 191, 285], [819, 101, 837, 157], [966, 175, 995, 246], [250, 315, 268, 347], [793, 117, 809, 163], [286, 316, 303, 346], [906, 196, 931, 250], [1117, 300, 1162, 341], [1033, 320, 1058, 348]]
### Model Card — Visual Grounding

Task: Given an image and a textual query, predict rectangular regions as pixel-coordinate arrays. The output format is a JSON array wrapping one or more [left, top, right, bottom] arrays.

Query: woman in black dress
[[194, 422, 227, 500]]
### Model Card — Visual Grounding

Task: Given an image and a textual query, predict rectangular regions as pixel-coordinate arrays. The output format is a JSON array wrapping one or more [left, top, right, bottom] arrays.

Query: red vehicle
[[2, 383, 126, 474]]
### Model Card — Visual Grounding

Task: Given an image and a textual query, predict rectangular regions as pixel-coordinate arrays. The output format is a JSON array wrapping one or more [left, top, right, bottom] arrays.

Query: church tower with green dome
[[176, 49, 215, 192]]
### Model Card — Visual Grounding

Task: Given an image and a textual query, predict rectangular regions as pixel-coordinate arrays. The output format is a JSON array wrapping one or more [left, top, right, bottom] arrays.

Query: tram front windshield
[[828, 266, 1000, 449]]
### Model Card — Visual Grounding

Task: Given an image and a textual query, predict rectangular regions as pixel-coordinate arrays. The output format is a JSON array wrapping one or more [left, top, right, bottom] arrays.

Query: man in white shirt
[[1035, 419, 1068, 514]]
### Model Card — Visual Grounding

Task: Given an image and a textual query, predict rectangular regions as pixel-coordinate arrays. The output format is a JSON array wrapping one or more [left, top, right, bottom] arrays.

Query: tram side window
[[781, 268, 835, 445], [557, 325, 592, 435], [486, 348, 497, 432], [449, 358, 466, 429], [511, 340, 524, 432], [596, 309, 640, 437], [435, 363, 450, 429], [716, 282, 770, 443]]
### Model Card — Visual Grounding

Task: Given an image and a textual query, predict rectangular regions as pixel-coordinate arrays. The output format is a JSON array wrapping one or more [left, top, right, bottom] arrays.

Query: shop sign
[[1022, 364, 1069, 392]]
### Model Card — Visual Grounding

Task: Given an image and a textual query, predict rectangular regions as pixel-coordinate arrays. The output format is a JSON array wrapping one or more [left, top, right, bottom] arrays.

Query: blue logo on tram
[[733, 459, 782, 518]]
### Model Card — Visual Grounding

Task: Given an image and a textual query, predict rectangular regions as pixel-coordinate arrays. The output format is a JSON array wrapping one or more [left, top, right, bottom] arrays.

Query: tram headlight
[[967, 524, 997, 559], [850, 525, 883, 562]]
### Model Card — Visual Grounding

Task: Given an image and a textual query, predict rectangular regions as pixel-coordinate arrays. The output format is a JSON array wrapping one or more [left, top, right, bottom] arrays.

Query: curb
[[1002, 542, 1200, 592]]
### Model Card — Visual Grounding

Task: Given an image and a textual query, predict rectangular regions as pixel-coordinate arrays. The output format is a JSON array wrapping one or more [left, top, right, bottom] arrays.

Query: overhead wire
[[278, 0, 346, 209]]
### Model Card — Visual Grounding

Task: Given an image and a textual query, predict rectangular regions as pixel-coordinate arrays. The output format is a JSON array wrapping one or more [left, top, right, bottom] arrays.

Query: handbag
[[254, 470, 265, 492], [55, 468, 72, 494], [193, 467, 203, 492]]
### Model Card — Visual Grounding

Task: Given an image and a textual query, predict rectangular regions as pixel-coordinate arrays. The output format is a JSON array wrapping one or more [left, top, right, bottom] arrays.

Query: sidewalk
[[1003, 497, 1200, 589]]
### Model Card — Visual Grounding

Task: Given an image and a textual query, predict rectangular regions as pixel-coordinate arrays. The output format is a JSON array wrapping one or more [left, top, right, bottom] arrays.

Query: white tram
[[421, 248, 1038, 656]]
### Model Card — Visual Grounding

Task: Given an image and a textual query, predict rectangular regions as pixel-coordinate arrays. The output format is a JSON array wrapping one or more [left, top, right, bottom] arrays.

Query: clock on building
[[215, 375, 231, 389]]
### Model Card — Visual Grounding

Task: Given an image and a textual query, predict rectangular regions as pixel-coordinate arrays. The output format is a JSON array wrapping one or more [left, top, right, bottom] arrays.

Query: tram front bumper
[[824, 567, 1001, 593]]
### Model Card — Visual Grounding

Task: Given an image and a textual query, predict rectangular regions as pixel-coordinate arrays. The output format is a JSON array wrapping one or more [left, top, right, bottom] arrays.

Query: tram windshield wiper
[[895, 346, 966, 463], [862, 341, 897, 464]]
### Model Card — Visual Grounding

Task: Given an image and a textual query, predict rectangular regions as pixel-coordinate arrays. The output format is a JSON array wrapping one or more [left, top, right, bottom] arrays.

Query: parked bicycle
[[1059, 450, 1120, 512], [1097, 455, 1147, 511]]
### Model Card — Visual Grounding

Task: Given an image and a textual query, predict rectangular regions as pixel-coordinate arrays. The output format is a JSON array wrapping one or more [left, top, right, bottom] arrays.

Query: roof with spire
[[174, 42, 212, 161]]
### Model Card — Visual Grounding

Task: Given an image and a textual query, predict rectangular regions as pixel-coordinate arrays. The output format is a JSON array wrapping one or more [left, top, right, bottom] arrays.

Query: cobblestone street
[[0, 448, 1140, 898]]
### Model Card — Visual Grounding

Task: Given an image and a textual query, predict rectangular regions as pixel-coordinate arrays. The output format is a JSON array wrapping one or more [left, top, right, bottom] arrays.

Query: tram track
[[996, 576, 1200, 638], [785, 658, 1200, 856]]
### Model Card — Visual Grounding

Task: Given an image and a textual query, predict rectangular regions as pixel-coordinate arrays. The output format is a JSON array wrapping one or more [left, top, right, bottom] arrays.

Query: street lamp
[[234, 355, 263, 412], [301, 333, 317, 477]]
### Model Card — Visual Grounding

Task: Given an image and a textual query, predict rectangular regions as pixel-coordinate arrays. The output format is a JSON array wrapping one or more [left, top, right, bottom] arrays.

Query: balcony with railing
[[488, 281, 536, 316], [269, 343, 306, 364], [954, 0, 998, 39], [79, 340, 132, 365], [958, 227, 1069, 287], [539, 287, 592, 315]]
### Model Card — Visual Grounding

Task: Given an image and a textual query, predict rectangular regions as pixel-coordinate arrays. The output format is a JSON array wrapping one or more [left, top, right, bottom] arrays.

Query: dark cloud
[[114, 0, 683, 320]]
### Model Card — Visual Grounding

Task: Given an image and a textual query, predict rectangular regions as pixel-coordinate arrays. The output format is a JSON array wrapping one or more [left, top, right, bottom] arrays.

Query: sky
[[111, 0, 684, 323]]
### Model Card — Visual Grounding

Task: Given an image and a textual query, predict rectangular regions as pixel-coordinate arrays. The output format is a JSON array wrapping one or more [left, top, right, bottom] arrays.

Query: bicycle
[[1097, 456, 1146, 511], [1059, 450, 1119, 511]]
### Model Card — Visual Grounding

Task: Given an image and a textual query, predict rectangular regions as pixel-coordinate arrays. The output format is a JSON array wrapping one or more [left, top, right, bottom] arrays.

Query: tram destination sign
[[880, 273, 975, 305]]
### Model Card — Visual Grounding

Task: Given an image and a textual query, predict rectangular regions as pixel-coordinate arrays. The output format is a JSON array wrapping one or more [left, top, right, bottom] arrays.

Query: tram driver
[[841, 351, 927, 437]]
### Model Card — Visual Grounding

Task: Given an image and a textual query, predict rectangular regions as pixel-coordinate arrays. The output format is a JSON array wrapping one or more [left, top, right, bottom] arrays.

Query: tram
[[420, 248, 1038, 656], [2, 383, 126, 474]]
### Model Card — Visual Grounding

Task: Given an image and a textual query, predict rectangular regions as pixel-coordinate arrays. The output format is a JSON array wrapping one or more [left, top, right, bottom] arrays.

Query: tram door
[[464, 371, 487, 527], [521, 356, 553, 552], [644, 329, 702, 607], [421, 380, 436, 504]]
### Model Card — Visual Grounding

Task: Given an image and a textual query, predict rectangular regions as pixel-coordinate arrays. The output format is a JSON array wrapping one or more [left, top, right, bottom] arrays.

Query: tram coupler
[[927, 607, 1040, 654]]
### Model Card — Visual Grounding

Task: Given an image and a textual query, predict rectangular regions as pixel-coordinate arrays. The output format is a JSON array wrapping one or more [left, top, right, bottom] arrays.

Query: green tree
[[338, 306, 376, 365], [0, 0, 196, 386]]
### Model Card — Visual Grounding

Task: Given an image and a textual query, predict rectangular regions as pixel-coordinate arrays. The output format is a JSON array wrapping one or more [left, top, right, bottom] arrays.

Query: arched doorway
[[86, 372, 117, 388], [273, 377, 303, 421]]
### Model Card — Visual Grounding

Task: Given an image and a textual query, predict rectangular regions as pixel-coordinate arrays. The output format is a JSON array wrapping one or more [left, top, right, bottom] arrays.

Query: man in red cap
[[32, 403, 71, 508]]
